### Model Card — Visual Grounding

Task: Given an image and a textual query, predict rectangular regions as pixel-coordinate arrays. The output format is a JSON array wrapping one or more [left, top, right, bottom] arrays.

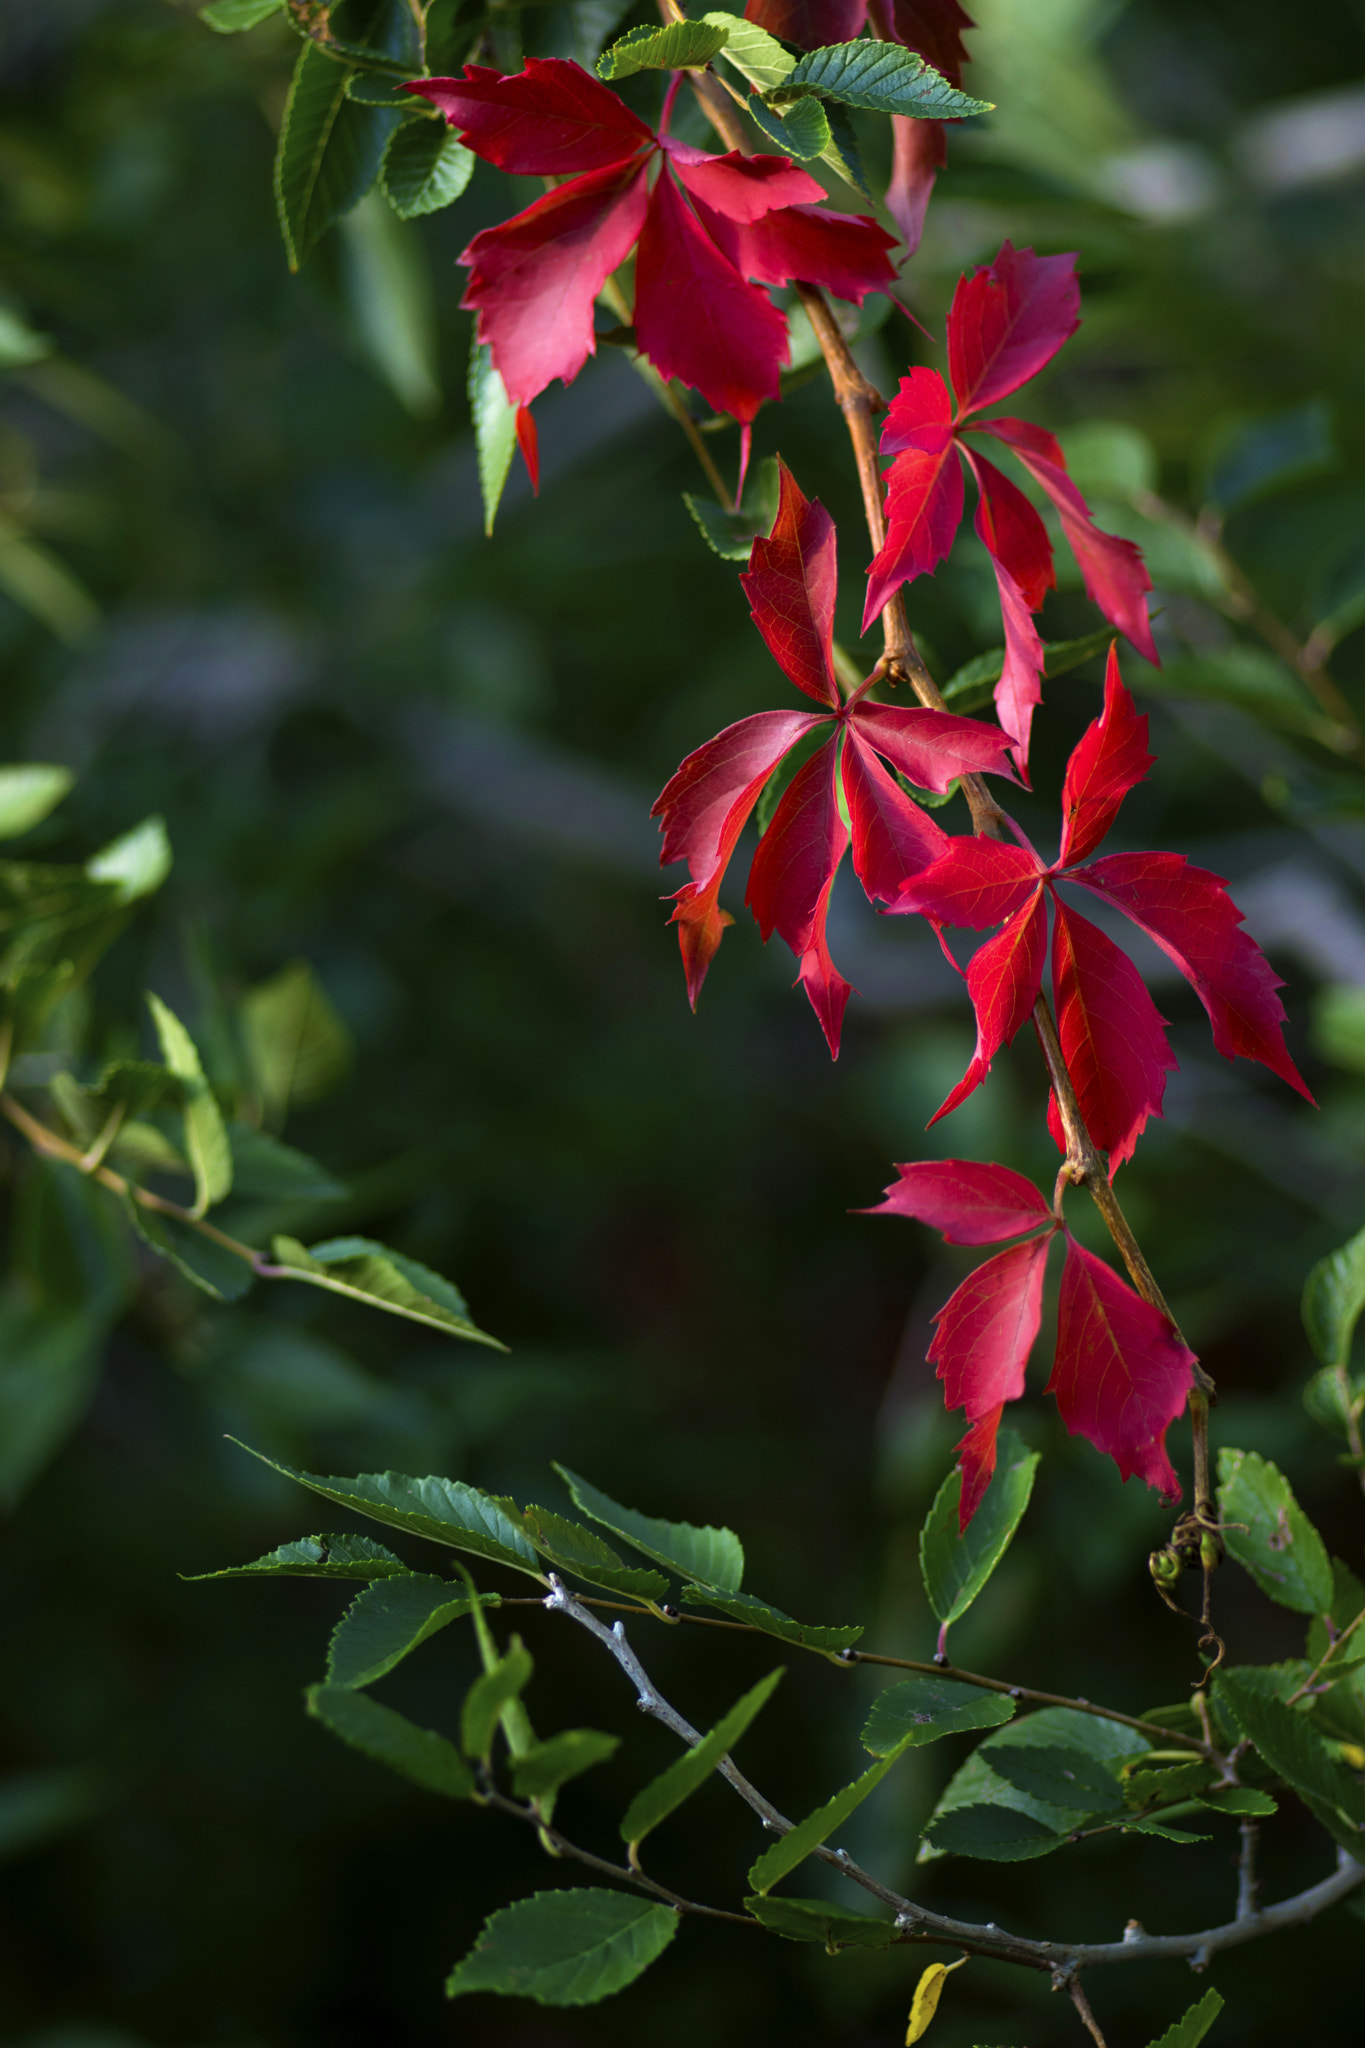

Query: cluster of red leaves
[[410, 60, 896, 456], [896, 647, 1314, 1166], [865, 1160, 1198, 1525], [652, 460, 1013, 1052], [745, 0, 975, 252], [864, 243, 1158, 777]]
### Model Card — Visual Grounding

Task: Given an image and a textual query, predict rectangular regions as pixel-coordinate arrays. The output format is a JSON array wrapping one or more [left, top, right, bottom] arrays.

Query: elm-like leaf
[[445, 1889, 678, 2005], [382, 119, 474, 218], [183, 1532, 412, 1581], [274, 44, 398, 271], [943, 626, 1119, 713], [1048, 1237, 1195, 1497], [327, 1576, 494, 1688], [863, 368, 962, 627], [516, 1504, 669, 1602], [511, 1729, 620, 1799], [597, 20, 730, 79], [1216, 1665, 1365, 1852], [738, 460, 841, 707], [743, 1894, 896, 1946], [1215, 1447, 1334, 1615], [146, 993, 232, 1217], [554, 1464, 744, 1590], [1144, 1989, 1226, 2048], [1303, 1222, 1365, 1370], [919, 1427, 1041, 1621], [748, 1748, 908, 1893], [929, 1234, 1051, 1526], [620, 1668, 782, 1845], [461, 1637, 534, 1761], [986, 1741, 1126, 1814], [308, 1683, 474, 1798], [1058, 644, 1153, 866], [861, 1677, 1015, 1753], [947, 243, 1080, 417], [410, 59, 654, 175], [1050, 897, 1175, 1172], [269, 1233, 503, 1346], [746, 92, 833, 161], [680, 1585, 862, 1649], [468, 336, 518, 539], [861, 1159, 1052, 1245], [772, 40, 990, 121]]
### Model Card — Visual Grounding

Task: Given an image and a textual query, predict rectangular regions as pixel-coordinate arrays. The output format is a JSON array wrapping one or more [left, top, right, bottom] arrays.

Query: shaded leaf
[[922, 1801, 1066, 1861], [862, 1678, 1014, 1755], [0, 1300, 104, 1511], [942, 626, 1118, 712], [307, 1682, 474, 1798], [1203, 401, 1335, 513], [183, 1532, 413, 1581], [517, 1504, 668, 1602], [0, 1765, 108, 1862], [200, 0, 281, 26], [239, 959, 352, 1120], [126, 1200, 255, 1302], [921, 1707, 1148, 1862], [749, 1744, 909, 1893], [1216, 1448, 1334, 1615], [446, 1889, 678, 2005], [620, 1668, 782, 1846], [511, 1729, 620, 1800], [555, 1464, 743, 1590], [226, 1123, 346, 1202], [1216, 1666, 1365, 1853], [1144, 1988, 1226, 2048], [328, 1576, 495, 1688], [0, 765, 73, 841], [1196, 1786, 1278, 1817], [268, 1234, 504, 1347], [274, 41, 398, 269], [985, 1743, 1126, 1815], [382, 119, 474, 218], [462, 1637, 534, 1759], [683, 457, 781, 563], [680, 1585, 861, 1649], [747, 93, 832, 161], [1304, 1223, 1365, 1371], [743, 1894, 895, 1947], [146, 993, 232, 1217], [597, 20, 729, 78], [919, 1428, 1040, 1625], [705, 11, 796, 95]]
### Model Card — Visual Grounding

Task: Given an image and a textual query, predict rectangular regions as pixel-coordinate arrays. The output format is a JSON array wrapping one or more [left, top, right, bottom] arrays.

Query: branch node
[[1188, 1943, 1211, 1973]]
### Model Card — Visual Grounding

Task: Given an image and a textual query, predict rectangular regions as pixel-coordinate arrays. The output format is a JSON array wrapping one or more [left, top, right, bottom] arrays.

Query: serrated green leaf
[[922, 1802, 1067, 1861], [1196, 1786, 1278, 1816], [920, 1708, 1147, 1863], [749, 1741, 908, 1893], [620, 1668, 781, 1847], [1122, 1816, 1210, 1843], [1303, 1361, 1365, 1437], [517, 1504, 668, 1602], [1123, 1761, 1214, 1809], [985, 1744, 1127, 1815], [328, 1575, 496, 1688], [229, 1441, 545, 1577], [125, 1199, 256, 1302], [183, 1531, 413, 1581], [461, 1637, 534, 1760], [0, 765, 74, 841], [1216, 1666, 1365, 1853], [704, 12, 795, 95], [818, 99, 870, 197], [281, 0, 422, 76], [86, 816, 171, 902], [744, 1894, 896, 1946], [1304, 1223, 1365, 1370], [680, 1585, 861, 1650], [0, 1299, 104, 1511], [1216, 1448, 1334, 1615], [919, 1430, 1039, 1627], [307, 1682, 474, 1797], [146, 993, 232, 1216], [862, 1678, 1015, 1755], [771, 40, 991, 121], [446, 1888, 678, 2004], [554, 1464, 743, 1590], [1144, 1988, 1225, 2048], [382, 119, 474, 218], [274, 42, 398, 270], [225, 1122, 346, 1202], [268, 1234, 504, 1347], [747, 93, 831, 161], [942, 628, 1116, 712], [200, 0, 281, 27], [239, 959, 352, 1120], [597, 20, 728, 79], [469, 335, 519, 538], [512, 1728, 620, 1799], [682, 455, 779, 564]]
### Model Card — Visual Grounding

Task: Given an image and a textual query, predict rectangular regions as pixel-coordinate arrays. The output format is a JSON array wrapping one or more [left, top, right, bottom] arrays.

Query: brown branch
[[1068, 1978, 1110, 2047], [479, 1785, 755, 1924]]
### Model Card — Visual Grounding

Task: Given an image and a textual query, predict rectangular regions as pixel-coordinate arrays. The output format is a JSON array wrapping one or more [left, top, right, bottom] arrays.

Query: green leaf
[[12, 1156, 134, 1320], [922, 1802, 1067, 1861], [86, 816, 171, 902], [1123, 1816, 1210, 1843], [469, 336, 519, 538], [461, 1637, 534, 1760], [268, 1234, 504, 1347], [229, 1441, 544, 1577], [984, 1744, 1127, 1815], [620, 1668, 782, 1847], [2, 961, 76, 1055], [597, 20, 729, 78], [743, 1895, 896, 1947], [682, 456, 780, 564], [328, 1576, 496, 1688], [200, 0, 282, 27], [1313, 985, 1365, 1074], [942, 628, 1116, 712], [0, 1300, 104, 1510], [82, 1060, 178, 1127], [1150, 647, 1328, 740], [554, 1464, 743, 1590], [704, 12, 795, 96], [512, 1729, 620, 1800], [771, 40, 991, 120], [446, 1889, 679, 2005], [747, 93, 832, 161], [225, 1123, 345, 1203], [1202, 401, 1335, 514], [125, 1199, 256, 1302], [1304, 1223, 1365, 1370], [1216, 1666, 1365, 1853], [1144, 1988, 1226, 2048], [919, 1429, 1039, 1627], [307, 1682, 474, 1798], [146, 993, 233, 1217], [0, 765, 73, 840], [517, 1505, 668, 1602], [339, 191, 440, 417], [920, 1708, 1148, 1863], [183, 1531, 413, 1581], [748, 1745, 907, 1893], [1216, 1448, 1334, 1615], [274, 42, 398, 270], [1123, 1761, 1215, 1809], [239, 960, 352, 1120], [861, 1678, 1015, 1755], [680, 1585, 861, 1650], [1196, 1786, 1278, 1817], [1302, 1362, 1365, 1438], [0, 1765, 108, 1862], [382, 119, 474, 218], [283, 0, 421, 73], [815, 99, 870, 197]]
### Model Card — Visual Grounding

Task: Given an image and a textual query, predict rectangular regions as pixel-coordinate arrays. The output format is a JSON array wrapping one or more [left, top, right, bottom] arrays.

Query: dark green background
[[2, 1, 1364, 2043]]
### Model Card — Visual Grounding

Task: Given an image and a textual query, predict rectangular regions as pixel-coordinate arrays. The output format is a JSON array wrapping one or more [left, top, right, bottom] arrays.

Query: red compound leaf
[[947, 243, 1080, 418], [410, 59, 653, 174], [1058, 643, 1153, 866], [931, 1233, 1052, 1529], [1051, 896, 1176, 1172], [1048, 1237, 1195, 1498], [895, 836, 1043, 929], [929, 887, 1048, 1122], [862, 1158, 1053, 1242], [863, 368, 963, 629], [841, 732, 949, 905], [739, 461, 840, 708]]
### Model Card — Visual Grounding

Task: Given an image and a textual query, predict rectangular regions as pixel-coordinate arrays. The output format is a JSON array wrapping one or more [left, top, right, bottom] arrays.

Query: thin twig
[[1069, 1978, 1109, 2047], [1237, 1820, 1261, 1921], [480, 1785, 755, 1924]]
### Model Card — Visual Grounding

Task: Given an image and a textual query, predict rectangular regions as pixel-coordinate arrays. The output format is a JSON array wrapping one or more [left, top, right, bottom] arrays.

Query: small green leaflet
[[274, 43, 398, 271], [469, 335, 519, 538], [327, 1576, 496, 1688], [229, 1441, 544, 1577], [681, 1585, 862, 1651], [446, 1889, 678, 2005], [226, 1123, 346, 1203], [126, 1200, 255, 1302], [701, 14, 865, 191], [984, 1744, 1126, 1816], [1216, 1448, 1335, 1615], [382, 120, 474, 219], [747, 94, 831, 162], [703, 12, 793, 95], [1197, 1786, 1277, 1817], [146, 993, 232, 1217], [744, 1895, 896, 1947], [861, 1678, 1015, 1755], [683, 455, 780, 564], [1303, 1221, 1365, 1370], [239, 959, 352, 1118], [597, 20, 729, 79], [183, 1531, 412, 1581], [1144, 1988, 1225, 2048], [770, 41, 992, 121], [942, 628, 1117, 713], [749, 1740, 910, 1893], [920, 1429, 1039, 1628], [92, 820, 171, 905], [619, 1668, 782, 1848], [279, 0, 422, 77], [1216, 1665, 1365, 1854], [462, 1637, 534, 1760], [517, 1505, 668, 1603], [200, 0, 281, 27], [922, 1803, 1066, 1861], [554, 1464, 743, 1590], [920, 1708, 1148, 1863], [307, 1683, 474, 1798], [0, 765, 73, 840], [268, 1234, 504, 1348], [1123, 1761, 1214, 1809], [511, 1729, 620, 1800]]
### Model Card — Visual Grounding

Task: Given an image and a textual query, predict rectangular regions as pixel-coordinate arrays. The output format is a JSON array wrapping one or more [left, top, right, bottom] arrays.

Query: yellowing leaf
[[906, 1956, 966, 2043]]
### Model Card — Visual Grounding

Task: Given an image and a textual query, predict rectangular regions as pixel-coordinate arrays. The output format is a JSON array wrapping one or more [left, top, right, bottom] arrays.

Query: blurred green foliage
[[1, 0, 1365, 2043]]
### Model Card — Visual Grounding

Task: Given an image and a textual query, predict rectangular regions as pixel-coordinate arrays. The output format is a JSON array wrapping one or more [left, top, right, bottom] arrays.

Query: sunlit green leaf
[[597, 20, 729, 79], [239, 959, 353, 1120], [747, 93, 831, 161], [446, 1889, 679, 2004], [268, 1234, 503, 1346], [461, 1636, 534, 1760], [919, 1430, 1039, 1627], [86, 816, 171, 902], [620, 1668, 782, 1846], [770, 40, 991, 120], [469, 335, 519, 538], [183, 1531, 413, 1581], [147, 993, 233, 1216], [200, 0, 282, 27], [554, 1464, 743, 1590], [382, 119, 474, 218], [1216, 1448, 1334, 1615], [0, 765, 73, 841]]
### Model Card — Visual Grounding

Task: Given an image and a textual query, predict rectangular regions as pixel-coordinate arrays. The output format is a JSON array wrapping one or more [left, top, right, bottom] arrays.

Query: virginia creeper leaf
[[445, 1889, 678, 2005], [946, 243, 1079, 415], [862, 1158, 1053, 1244], [929, 888, 1048, 1124], [1059, 644, 1152, 865], [929, 1234, 1050, 1526], [863, 368, 962, 628], [1050, 896, 1175, 1171], [619, 1668, 782, 1846], [738, 459, 841, 708], [841, 733, 949, 905], [1048, 1238, 1194, 1497], [413, 60, 654, 174], [743, 0, 868, 43], [894, 835, 1041, 928]]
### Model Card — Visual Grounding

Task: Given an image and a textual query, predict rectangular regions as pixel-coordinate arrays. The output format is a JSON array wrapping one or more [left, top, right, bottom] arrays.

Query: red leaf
[[850, 701, 1015, 791], [947, 244, 1079, 418], [875, 0, 975, 84], [862, 1158, 1053, 1241], [746, 748, 854, 1053], [1048, 1236, 1194, 1496], [797, 871, 854, 1056], [882, 116, 946, 257], [972, 417, 1158, 663], [894, 836, 1042, 929], [412, 60, 653, 174], [702, 203, 898, 305], [1072, 852, 1315, 1102], [986, 556, 1045, 782], [514, 404, 539, 493], [956, 1407, 1005, 1528], [1058, 643, 1152, 865], [930, 888, 1047, 1121], [633, 169, 790, 424], [971, 452, 1054, 609], [930, 1234, 1051, 1527], [739, 461, 841, 708], [743, 0, 869, 44], [863, 369, 962, 629], [665, 141, 825, 223], [1051, 897, 1175, 1172], [841, 730, 949, 904], [460, 161, 649, 406]]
